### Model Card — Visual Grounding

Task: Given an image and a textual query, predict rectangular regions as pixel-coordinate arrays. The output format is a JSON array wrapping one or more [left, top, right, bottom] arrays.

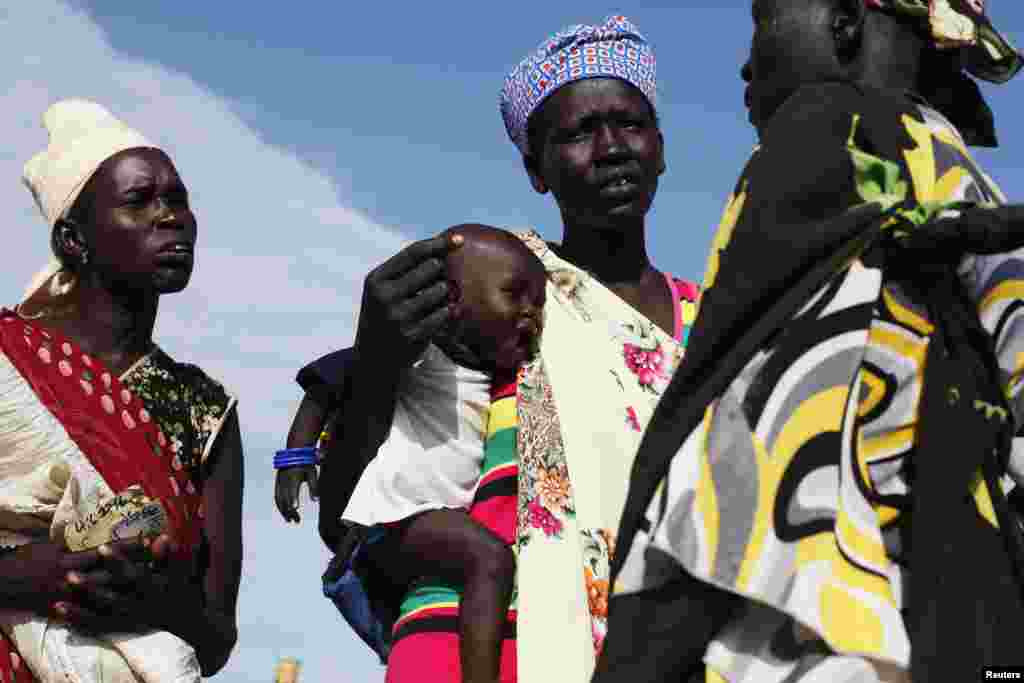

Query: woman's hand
[[55, 536, 200, 635], [0, 542, 113, 614], [275, 464, 319, 524], [317, 230, 464, 550], [354, 231, 463, 371], [900, 205, 1024, 259]]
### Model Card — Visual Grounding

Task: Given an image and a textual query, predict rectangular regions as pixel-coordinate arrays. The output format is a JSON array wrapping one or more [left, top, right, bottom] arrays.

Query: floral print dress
[[512, 230, 697, 682]]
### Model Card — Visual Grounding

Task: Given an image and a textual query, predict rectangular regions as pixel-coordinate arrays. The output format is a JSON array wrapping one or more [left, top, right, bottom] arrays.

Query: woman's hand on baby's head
[[357, 231, 464, 371]]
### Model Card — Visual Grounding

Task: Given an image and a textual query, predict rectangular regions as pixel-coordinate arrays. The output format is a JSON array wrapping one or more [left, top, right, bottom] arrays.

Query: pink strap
[[661, 274, 700, 344]]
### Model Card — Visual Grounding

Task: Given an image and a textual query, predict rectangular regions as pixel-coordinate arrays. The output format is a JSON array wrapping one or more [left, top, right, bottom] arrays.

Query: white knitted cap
[[21, 100, 154, 301]]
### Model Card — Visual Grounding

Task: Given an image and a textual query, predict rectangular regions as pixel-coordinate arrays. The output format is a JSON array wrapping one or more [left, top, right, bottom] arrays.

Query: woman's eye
[[559, 123, 592, 142], [502, 282, 528, 297]]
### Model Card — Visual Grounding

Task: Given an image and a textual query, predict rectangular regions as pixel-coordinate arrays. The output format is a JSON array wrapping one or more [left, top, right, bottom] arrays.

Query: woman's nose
[[741, 60, 753, 84], [595, 123, 628, 163], [154, 197, 181, 227]]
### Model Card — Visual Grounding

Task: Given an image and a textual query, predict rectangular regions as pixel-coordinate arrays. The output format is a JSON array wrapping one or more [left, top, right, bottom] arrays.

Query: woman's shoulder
[[143, 348, 234, 415], [762, 82, 916, 147], [141, 349, 236, 465]]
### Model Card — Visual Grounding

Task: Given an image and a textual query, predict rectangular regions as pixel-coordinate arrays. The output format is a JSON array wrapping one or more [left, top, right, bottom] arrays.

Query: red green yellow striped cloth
[[391, 375, 520, 644]]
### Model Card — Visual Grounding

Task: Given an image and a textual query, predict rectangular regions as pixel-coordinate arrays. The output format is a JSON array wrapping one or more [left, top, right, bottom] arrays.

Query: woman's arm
[[317, 232, 462, 549], [0, 541, 111, 615], [45, 413, 244, 675], [154, 410, 244, 676], [188, 409, 244, 675]]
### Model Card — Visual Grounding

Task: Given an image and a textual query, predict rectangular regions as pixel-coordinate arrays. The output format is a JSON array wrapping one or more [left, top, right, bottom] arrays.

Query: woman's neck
[[59, 280, 158, 359], [558, 220, 653, 285], [856, 10, 926, 94]]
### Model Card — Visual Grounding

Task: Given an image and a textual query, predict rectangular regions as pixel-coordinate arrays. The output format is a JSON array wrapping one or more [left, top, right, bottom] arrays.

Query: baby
[[316, 225, 545, 683]]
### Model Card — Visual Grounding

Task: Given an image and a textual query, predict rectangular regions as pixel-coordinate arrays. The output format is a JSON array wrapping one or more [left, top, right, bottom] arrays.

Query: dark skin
[[438, 224, 546, 373], [293, 227, 541, 682], [319, 78, 673, 547], [527, 78, 674, 336], [742, 0, 1024, 244], [275, 390, 327, 524], [281, 226, 544, 534], [743, 0, 927, 137], [9, 147, 244, 676]]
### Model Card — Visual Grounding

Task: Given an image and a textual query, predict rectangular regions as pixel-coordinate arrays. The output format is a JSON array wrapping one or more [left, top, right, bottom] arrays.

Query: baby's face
[[450, 241, 546, 372]]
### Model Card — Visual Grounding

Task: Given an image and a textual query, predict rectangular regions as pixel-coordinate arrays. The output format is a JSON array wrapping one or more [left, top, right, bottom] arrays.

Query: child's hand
[[275, 464, 319, 523]]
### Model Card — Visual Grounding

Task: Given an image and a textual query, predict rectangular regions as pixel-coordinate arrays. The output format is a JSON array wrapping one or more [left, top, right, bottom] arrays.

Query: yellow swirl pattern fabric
[[615, 87, 1024, 682]]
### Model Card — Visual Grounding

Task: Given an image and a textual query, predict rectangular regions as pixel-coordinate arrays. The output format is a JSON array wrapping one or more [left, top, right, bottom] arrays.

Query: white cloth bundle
[[0, 352, 200, 683]]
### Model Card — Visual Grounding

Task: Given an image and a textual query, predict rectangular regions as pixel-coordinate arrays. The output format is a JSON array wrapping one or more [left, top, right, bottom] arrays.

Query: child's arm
[[274, 388, 331, 524]]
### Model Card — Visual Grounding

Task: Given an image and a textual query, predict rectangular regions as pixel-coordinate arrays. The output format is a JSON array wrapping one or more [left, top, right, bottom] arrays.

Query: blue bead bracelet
[[274, 447, 320, 469]]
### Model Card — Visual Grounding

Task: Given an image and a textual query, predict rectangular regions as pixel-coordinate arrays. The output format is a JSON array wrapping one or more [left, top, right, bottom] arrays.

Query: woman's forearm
[[179, 412, 243, 676], [159, 586, 237, 676], [0, 542, 76, 613]]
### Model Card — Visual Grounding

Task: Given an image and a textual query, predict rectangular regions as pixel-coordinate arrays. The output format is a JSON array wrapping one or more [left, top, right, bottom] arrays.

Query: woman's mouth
[[154, 251, 194, 268], [600, 176, 640, 199]]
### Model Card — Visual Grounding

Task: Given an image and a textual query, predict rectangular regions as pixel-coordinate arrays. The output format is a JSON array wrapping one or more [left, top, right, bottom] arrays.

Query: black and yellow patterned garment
[[606, 83, 1024, 683]]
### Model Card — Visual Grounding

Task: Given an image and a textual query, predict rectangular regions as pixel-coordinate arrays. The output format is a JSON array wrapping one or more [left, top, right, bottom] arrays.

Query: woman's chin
[[153, 271, 192, 295]]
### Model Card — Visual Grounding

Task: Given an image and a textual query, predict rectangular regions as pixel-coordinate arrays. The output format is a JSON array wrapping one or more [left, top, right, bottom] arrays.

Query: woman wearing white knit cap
[[0, 99, 243, 683]]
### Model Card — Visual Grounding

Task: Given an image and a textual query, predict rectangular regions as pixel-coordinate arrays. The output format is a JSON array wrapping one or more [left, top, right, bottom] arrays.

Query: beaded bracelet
[[274, 447, 320, 469]]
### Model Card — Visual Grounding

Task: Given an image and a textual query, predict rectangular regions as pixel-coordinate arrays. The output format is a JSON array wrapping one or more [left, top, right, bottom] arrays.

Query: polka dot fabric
[[0, 311, 202, 557]]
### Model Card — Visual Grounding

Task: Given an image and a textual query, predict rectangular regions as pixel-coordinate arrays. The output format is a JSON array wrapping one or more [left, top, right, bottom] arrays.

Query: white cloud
[[0, 2, 396, 681]]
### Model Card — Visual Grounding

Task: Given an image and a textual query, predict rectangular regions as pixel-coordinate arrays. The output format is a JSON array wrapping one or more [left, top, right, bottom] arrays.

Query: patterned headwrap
[[866, 0, 1022, 83], [500, 15, 657, 156]]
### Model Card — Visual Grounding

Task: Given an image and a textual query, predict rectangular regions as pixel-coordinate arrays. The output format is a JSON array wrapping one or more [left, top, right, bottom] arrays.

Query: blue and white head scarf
[[500, 15, 657, 156]]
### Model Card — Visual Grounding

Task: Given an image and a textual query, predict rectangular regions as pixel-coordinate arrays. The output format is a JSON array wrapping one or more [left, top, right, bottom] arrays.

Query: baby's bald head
[[445, 224, 541, 282], [440, 224, 546, 372]]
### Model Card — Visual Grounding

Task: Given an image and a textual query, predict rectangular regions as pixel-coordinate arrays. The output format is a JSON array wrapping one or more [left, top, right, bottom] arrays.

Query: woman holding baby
[[0, 100, 243, 683], [318, 15, 699, 683]]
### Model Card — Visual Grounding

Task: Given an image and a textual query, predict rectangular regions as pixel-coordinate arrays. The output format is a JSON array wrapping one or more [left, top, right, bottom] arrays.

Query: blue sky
[[3, 2, 1024, 681]]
